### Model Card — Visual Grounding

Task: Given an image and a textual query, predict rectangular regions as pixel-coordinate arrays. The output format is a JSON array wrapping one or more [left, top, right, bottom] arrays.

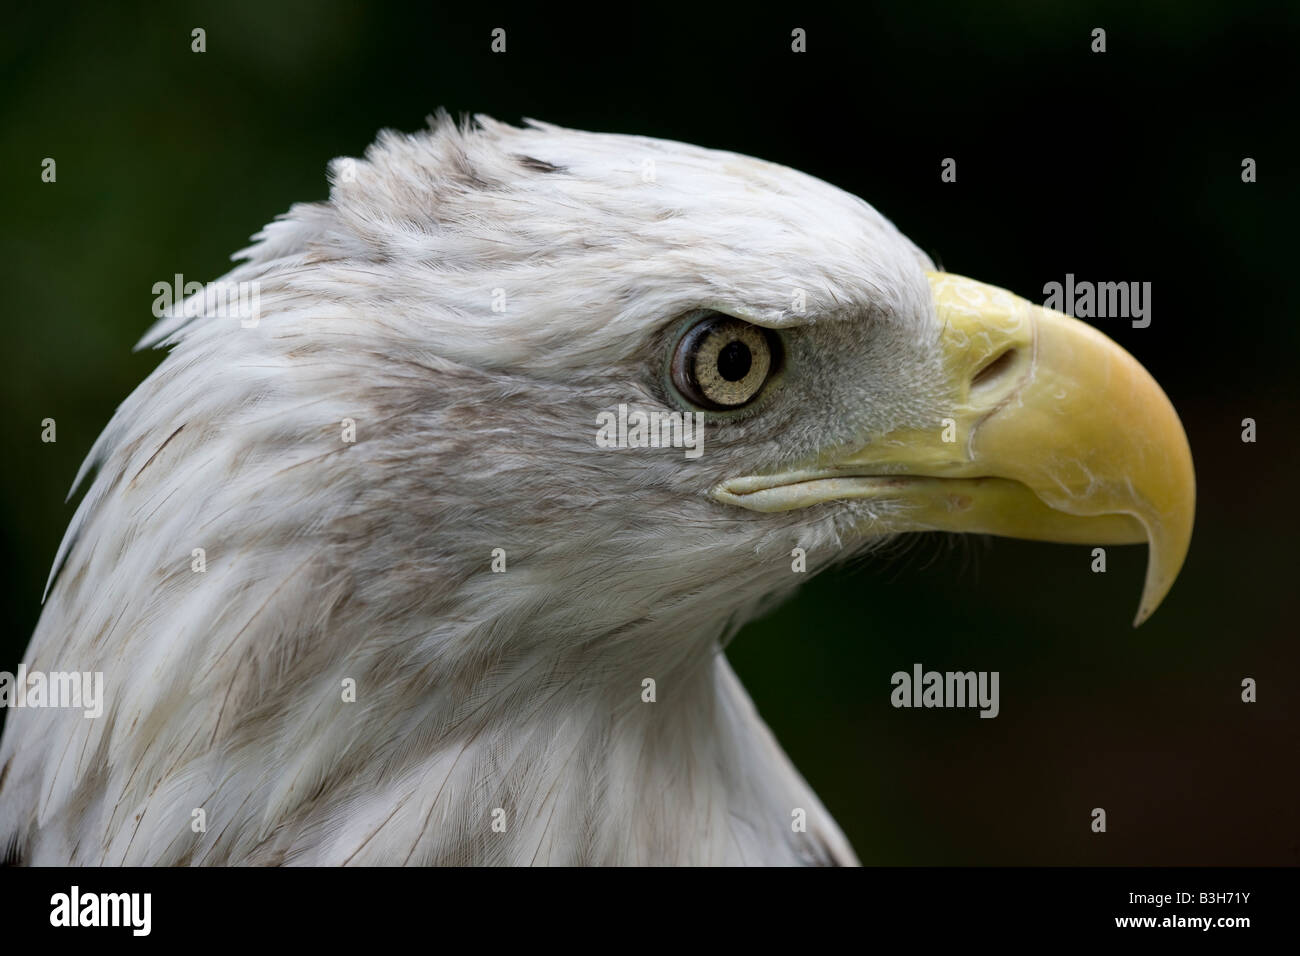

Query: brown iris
[[671, 314, 777, 409]]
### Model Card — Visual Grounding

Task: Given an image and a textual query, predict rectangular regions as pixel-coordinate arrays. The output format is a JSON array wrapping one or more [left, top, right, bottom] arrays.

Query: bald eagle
[[0, 114, 1193, 866]]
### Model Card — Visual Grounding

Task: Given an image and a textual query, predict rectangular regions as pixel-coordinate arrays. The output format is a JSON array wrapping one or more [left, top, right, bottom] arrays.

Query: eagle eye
[[670, 314, 778, 410]]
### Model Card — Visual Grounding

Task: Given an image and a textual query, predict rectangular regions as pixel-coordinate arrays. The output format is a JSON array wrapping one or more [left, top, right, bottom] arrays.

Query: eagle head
[[0, 114, 1193, 865]]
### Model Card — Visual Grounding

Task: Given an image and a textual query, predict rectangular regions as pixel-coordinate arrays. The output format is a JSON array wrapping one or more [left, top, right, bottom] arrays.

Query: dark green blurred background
[[2, 1, 1296, 864]]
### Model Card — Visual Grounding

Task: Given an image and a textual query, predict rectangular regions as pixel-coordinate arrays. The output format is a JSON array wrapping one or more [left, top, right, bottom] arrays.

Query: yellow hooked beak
[[713, 272, 1195, 626]]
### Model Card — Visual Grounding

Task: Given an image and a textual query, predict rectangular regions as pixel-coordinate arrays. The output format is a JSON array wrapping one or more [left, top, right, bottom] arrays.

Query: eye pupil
[[716, 340, 752, 382]]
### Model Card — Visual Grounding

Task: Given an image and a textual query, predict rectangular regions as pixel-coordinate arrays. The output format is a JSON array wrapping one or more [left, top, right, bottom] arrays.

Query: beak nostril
[[971, 348, 1018, 391]]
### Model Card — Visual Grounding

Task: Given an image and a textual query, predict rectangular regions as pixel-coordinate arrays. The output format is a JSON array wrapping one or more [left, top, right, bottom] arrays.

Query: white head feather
[[1, 113, 940, 865]]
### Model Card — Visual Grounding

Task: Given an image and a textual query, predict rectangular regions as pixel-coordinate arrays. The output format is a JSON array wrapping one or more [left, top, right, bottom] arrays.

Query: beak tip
[[1132, 519, 1193, 628]]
